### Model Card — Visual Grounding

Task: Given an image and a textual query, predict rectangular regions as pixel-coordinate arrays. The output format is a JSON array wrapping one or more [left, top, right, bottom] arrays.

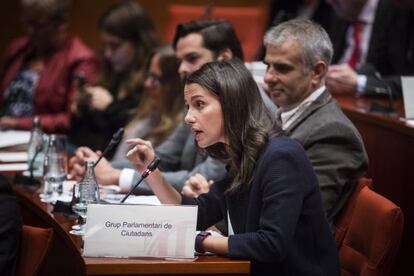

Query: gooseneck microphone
[[94, 128, 124, 167], [326, 76, 395, 114], [368, 85, 395, 114], [29, 144, 43, 184], [120, 157, 161, 203]]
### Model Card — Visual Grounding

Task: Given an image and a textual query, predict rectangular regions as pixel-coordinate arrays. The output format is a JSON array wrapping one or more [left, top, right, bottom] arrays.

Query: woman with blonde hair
[[111, 45, 183, 163]]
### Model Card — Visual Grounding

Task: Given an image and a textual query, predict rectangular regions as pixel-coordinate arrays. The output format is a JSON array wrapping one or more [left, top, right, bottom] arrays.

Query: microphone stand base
[[369, 102, 397, 116], [13, 174, 41, 187]]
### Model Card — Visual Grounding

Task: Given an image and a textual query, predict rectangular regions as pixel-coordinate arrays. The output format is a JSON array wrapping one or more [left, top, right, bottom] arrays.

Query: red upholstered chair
[[334, 177, 373, 248], [164, 4, 267, 61], [339, 186, 403, 276], [15, 189, 86, 275], [15, 225, 54, 276]]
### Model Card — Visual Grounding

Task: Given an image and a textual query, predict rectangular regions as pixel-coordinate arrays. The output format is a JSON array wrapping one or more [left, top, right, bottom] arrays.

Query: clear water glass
[[40, 134, 67, 203], [69, 173, 100, 236], [69, 183, 85, 235]]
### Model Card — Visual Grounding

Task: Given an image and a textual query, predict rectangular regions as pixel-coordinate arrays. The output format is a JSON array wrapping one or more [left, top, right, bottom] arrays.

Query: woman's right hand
[[126, 138, 155, 173], [68, 146, 120, 185], [85, 86, 114, 110], [68, 147, 98, 181], [127, 138, 183, 205]]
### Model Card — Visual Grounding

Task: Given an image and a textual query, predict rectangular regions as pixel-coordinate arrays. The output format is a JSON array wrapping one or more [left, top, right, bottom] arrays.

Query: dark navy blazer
[[183, 136, 339, 276]]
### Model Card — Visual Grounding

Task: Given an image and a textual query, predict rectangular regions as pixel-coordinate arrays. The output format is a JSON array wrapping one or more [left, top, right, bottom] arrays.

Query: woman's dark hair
[[98, 1, 159, 100], [186, 60, 280, 193]]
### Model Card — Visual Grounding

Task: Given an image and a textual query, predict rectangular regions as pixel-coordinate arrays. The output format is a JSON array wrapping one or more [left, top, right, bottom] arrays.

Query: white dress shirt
[[338, 0, 379, 93], [280, 85, 326, 130]]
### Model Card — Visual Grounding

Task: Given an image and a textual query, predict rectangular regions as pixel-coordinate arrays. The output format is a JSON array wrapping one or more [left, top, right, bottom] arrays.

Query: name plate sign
[[402, 76, 414, 119], [83, 203, 197, 259]]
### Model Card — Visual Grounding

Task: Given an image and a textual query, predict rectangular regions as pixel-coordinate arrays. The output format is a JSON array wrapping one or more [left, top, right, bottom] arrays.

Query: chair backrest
[[339, 186, 404, 276], [334, 177, 372, 248], [164, 4, 267, 61], [16, 225, 54, 276], [15, 188, 86, 275]]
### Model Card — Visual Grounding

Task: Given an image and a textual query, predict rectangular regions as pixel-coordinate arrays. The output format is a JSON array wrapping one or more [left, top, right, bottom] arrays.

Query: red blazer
[[0, 36, 98, 132]]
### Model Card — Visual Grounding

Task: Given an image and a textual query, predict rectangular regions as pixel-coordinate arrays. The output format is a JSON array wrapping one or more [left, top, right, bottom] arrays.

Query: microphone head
[[110, 128, 124, 146], [147, 157, 161, 172], [99, 128, 124, 159], [142, 157, 161, 178]]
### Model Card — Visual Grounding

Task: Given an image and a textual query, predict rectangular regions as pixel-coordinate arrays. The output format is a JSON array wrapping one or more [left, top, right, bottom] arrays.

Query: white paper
[[99, 185, 121, 194], [63, 180, 77, 194], [101, 194, 161, 205], [0, 163, 29, 171], [401, 76, 414, 119], [0, 130, 31, 148], [406, 120, 414, 127], [0, 152, 28, 162], [83, 204, 197, 259]]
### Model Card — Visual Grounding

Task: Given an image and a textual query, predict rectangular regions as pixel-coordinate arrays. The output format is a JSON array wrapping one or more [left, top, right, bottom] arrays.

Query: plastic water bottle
[[43, 134, 67, 202], [27, 116, 44, 176]]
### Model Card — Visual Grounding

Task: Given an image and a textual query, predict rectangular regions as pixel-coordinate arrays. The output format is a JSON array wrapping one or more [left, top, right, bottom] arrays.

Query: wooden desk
[[85, 256, 249, 276], [12, 185, 250, 276], [336, 95, 413, 275]]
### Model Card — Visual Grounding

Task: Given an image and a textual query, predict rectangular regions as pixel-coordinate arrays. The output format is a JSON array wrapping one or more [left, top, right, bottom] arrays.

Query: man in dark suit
[[326, 0, 414, 97], [0, 174, 21, 276]]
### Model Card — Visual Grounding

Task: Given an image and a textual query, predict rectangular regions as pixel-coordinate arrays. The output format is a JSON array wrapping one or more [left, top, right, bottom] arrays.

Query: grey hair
[[264, 19, 333, 72]]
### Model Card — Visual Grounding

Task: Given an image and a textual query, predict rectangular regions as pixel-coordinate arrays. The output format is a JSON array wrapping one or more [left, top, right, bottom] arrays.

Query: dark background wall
[[0, 0, 269, 54]]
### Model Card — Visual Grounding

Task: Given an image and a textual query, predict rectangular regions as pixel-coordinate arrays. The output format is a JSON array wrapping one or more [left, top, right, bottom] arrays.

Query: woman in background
[[0, 0, 97, 132], [69, 0, 159, 157], [126, 60, 339, 276], [111, 45, 184, 164]]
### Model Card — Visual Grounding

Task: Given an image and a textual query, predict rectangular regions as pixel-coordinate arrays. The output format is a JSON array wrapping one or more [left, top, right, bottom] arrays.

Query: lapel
[[330, 17, 349, 63], [408, 9, 414, 68], [284, 89, 332, 135]]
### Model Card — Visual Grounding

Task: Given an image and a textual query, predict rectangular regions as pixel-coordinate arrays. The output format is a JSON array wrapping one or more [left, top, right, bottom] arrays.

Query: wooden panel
[[0, 0, 269, 54], [85, 256, 249, 275]]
